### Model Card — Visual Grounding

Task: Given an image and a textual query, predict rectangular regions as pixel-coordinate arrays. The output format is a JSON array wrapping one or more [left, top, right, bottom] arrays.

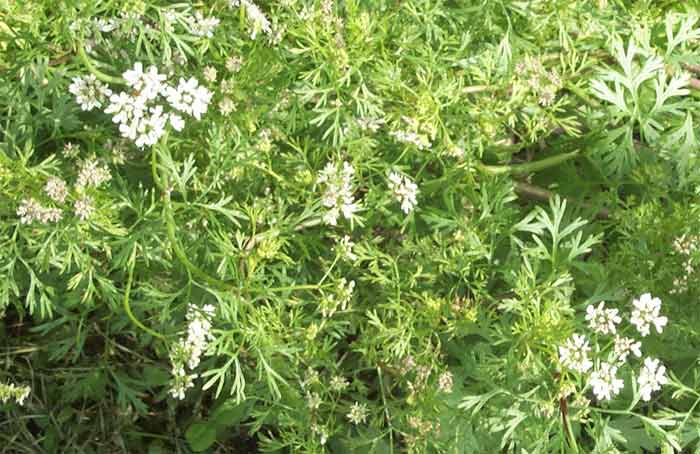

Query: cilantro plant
[[3, 1, 700, 453]]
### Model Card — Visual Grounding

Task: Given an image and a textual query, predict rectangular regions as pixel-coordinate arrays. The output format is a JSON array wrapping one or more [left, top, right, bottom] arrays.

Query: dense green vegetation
[[3, 0, 700, 452]]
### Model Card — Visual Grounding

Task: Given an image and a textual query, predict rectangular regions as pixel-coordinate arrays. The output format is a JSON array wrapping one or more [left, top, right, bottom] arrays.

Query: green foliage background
[[2, 0, 700, 452]]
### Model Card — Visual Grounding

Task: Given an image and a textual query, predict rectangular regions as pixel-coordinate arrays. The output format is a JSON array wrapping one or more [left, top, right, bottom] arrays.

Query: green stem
[[77, 45, 126, 85], [164, 193, 237, 293], [462, 84, 496, 94], [151, 146, 161, 189], [476, 149, 581, 176], [123, 248, 165, 340]]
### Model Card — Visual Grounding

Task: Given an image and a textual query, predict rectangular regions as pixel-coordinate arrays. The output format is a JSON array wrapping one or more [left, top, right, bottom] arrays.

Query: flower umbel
[[558, 333, 593, 373], [69, 74, 112, 111], [0, 382, 30, 406], [317, 161, 360, 226], [347, 402, 369, 425], [387, 172, 418, 214], [630, 293, 668, 337], [585, 301, 621, 335], [588, 362, 624, 401], [613, 335, 642, 363], [637, 357, 668, 401], [169, 304, 216, 399]]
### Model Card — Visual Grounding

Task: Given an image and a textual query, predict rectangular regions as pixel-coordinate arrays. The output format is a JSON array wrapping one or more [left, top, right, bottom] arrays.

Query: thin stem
[[164, 193, 236, 292], [377, 367, 394, 453], [476, 149, 581, 175], [77, 45, 126, 85], [123, 248, 165, 340], [462, 84, 496, 94], [151, 148, 159, 187]]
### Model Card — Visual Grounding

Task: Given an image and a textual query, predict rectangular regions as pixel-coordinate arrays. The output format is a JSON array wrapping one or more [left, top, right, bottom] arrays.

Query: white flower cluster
[[188, 12, 220, 38], [317, 161, 360, 226], [330, 375, 349, 392], [357, 117, 385, 133], [17, 198, 62, 224], [588, 362, 624, 401], [638, 357, 668, 401], [320, 278, 355, 318], [230, 0, 272, 40], [17, 155, 113, 225], [585, 301, 621, 335], [101, 62, 212, 148], [69, 75, 112, 111], [558, 333, 593, 373], [558, 294, 669, 403], [437, 371, 454, 393], [0, 382, 30, 406], [630, 293, 668, 337], [334, 235, 357, 262], [346, 402, 369, 425], [670, 234, 699, 294], [613, 335, 641, 363], [74, 196, 95, 221], [45, 177, 68, 203], [387, 172, 418, 214], [389, 130, 431, 150], [76, 158, 112, 190], [169, 304, 216, 400]]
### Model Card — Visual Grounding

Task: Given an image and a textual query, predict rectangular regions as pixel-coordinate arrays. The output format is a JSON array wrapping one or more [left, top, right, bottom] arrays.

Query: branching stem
[[123, 248, 165, 340], [476, 149, 581, 175], [77, 45, 126, 85]]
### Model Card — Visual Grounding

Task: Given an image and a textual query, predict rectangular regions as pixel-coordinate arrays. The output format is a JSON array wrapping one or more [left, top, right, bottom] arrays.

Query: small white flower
[[165, 77, 213, 120], [613, 335, 642, 363], [17, 199, 62, 224], [42, 207, 63, 223], [347, 402, 368, 425], [230, 0, 272, 40], [69, 74, 112, 111], [44, 177, 68, 203], [123, 62, 167, 101], [17, 198, 44, 224], [15, 385, 30, 405], [330, 375, 349, 392], [74, 196, 95, 221], [630, 293, 668, 337], [63, 142, 80, 159], [357, 117, 385, 132], [105, 92, 145, 126], [134, 105, 168, 148], [318, 161, 360, 226], [0, 382, 31, 406], [387, 172, 418, 214], [93, 17, 118, 33], [389, 130, 431, 150], [203, 66, 217, 83], [76, 158, 111, 189], [585, 301, 621, 335], [335, 235, 357, 261], [438, 371, 454, 393], [588, 362, 624, 401], [169, 113, 185, 132], [558, 333, 593, 373], [171, 304, 216, 373], [169, 366, 197, 400], [225, 56, 243, 73], [306, 392, 322, 410], [218, 97, 236, 115], [637, 357, 668, 401], [189, 12, 220, 38]]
